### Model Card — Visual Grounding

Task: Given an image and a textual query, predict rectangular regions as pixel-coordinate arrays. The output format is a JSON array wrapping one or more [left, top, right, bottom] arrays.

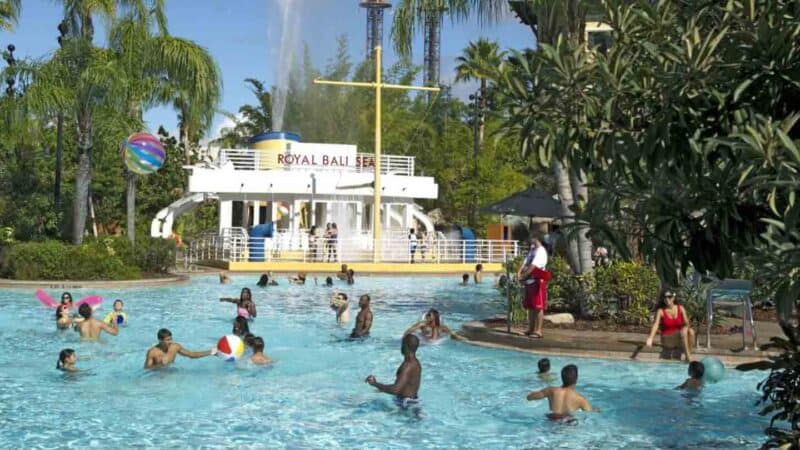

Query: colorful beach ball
[[122, 132, 166, 175], [216, 335, 245, 362]]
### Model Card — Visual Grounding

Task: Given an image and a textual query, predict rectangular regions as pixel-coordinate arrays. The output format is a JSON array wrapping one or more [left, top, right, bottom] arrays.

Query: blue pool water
[[0, 275, 768, 449]]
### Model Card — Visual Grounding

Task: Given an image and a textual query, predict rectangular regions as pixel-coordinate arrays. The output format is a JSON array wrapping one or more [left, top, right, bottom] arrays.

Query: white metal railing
[[188, 233, 518, 264], [216, 149, 415, 176]]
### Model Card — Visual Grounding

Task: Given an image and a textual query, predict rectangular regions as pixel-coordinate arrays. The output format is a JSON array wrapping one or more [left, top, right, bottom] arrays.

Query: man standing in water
[[75, 304, 119, 340], [144, 328, 216, 369], [365, 334, 421, 408], [526, 364, 593, 420], [350, 294, 373, 338]]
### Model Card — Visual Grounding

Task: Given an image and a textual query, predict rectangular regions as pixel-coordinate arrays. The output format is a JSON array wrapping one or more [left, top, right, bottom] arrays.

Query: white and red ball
[[216, 335, 245, 362]]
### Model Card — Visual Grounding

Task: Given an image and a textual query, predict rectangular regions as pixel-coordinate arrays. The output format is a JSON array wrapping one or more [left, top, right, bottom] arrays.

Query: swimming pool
[[0, 275, 768, 449]]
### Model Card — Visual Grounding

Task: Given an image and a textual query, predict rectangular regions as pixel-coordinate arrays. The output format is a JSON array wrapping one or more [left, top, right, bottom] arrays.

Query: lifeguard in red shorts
[[517, 238, 550, 338]]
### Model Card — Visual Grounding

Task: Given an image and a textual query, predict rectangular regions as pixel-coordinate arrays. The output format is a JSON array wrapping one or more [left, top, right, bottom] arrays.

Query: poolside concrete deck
[[458, 317, 781, 367]]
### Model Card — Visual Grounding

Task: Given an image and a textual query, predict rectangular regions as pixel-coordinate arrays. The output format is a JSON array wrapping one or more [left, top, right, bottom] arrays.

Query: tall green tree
[[391, 0, 508, 86], [499, 0, 597, 276], [108, 6, 221, 242], [215, 78, 272, 148], [455, 38, 505, 226], [0, 0, 20, 31]]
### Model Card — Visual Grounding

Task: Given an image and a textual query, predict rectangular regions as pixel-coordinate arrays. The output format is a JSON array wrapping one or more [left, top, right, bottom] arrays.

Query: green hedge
[[500, 256, 662, 326], [1, 236, 176, 280]]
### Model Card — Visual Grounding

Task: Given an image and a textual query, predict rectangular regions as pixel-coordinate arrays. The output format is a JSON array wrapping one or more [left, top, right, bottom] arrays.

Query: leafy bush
[[104, 235, 176, 274], [592, 262, 661, 326], [738, 321, 800, 448], [3, 240, 140, 280]]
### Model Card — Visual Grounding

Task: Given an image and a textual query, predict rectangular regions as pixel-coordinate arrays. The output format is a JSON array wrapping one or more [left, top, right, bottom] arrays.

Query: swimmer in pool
[[365, 334, 421, 407], [330, 292, 350, 325], [460, 274, 470, 286], [474, 264, 483, 284], [325, 276, 334, 287], [75, 304, 119, 340], [677, 361, 705, 390], [537, 358, 556, 384], [403, 309, 459, 341], [219, 271, 232, 284], [289, 272, 307, 285], [346, 269, 355, 285], [232, 316, 250, 338], [56, 348, 79, 372], [220, 288, 257, 319], [60, 292, 75, 309], [144, 328, 216, 369], [256, 273, 279, 287], [250, 337, 273, 365], [350, 294, 373, 338], [103, 299, 128, 326], [337, 264, 349, 280], [526, 364, 593, 420], [55, 304, 73, 330]]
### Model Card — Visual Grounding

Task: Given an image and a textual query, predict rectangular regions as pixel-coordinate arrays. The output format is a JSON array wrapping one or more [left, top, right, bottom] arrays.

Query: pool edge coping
[[0, 274, 191, 289]]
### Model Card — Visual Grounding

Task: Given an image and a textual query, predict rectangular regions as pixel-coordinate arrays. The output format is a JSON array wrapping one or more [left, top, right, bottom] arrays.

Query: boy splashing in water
[[527, 364, 593, 421]]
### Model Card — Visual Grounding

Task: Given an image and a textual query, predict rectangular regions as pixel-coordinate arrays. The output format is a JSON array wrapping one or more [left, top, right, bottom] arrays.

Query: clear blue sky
[[2, 0, 535, 139]]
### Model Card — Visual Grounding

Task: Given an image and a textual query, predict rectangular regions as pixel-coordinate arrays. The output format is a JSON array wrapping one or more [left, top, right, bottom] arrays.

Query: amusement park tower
[[360, 0, 391, 59]]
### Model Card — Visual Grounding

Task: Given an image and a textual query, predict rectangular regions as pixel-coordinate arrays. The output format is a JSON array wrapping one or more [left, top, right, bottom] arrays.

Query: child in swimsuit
[[103, 299, 128, 326], [677, 361, 705, 390], [537, 358, 556, 384], [56, 348, 78, 372]]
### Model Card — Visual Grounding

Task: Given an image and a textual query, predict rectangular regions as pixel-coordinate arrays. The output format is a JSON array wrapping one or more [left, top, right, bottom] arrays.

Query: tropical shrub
[[2, 240, 140, 280], [738, 321, 800, 448], [592, 262, 660, 325]]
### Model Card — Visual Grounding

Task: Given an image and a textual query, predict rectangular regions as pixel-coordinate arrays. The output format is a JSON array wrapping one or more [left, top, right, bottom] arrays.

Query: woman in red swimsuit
[[645, 289, 695, 361]]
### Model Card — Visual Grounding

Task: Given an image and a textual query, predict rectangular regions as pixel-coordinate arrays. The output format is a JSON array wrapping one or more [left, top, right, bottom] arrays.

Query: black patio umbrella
[[481, 188, 561, 218]]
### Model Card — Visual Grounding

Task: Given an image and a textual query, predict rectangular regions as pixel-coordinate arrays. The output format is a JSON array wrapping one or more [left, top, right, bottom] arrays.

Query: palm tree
[[391, 0, 508, 87], [215, 78, 273, 148], [455, 38, 504, 226], [504, 0, 598, 275], [108, 7, 221, 242], [0, 0, 20, 31]]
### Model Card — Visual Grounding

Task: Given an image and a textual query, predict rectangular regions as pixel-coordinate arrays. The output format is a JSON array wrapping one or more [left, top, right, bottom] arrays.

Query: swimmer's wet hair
[[476, 264, 483, 271], [157, 328, 172, 341], [113, 299, 123, 306], [561, 364, 578, 386], [252, 337, 265, 352], [462, 273, 469, 281], [57, 348, 75, 370], [325, 277, 333, 285], [688, 361, 705, 379], [538, 358, 550, 374], [78, 303, 92, 319]]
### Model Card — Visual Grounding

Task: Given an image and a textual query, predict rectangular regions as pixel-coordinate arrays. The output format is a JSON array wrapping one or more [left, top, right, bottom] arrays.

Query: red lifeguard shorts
[[523, 281, 547, 311]]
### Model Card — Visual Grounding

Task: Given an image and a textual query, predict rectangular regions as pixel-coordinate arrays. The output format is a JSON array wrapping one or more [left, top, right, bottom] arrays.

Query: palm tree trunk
[[126, 170, 136, 242], [54, 112, 63, 212], [553, 159, 580, 271], [570, 168, 593, 273], [73, 120, 91, 244], [423, 9, 442, 89], [181, 119, 192, 165]]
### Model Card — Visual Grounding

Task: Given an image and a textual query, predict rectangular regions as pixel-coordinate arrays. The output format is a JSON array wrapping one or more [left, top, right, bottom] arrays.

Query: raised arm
[[526, 387, 550, 401], [645, 309, 663, 346], [177, 344, 215, 359], [403, 321, 425, 336], [367, 364, 413, 396], [219, 298, 238, 304]]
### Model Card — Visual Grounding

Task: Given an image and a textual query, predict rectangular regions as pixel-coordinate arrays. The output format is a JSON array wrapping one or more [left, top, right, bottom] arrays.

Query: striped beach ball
[[216, 335, 245, 362], [122, 132, 166, 175]]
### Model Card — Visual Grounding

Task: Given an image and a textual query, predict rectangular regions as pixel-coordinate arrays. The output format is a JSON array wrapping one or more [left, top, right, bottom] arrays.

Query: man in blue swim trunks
[[365, 334, 421, 408]]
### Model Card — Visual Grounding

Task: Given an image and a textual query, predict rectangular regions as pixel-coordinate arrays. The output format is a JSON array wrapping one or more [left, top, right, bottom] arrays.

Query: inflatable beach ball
[[701, 357, 726, 383], [122, 132, 166, 175], [216, 335, 245, 362]]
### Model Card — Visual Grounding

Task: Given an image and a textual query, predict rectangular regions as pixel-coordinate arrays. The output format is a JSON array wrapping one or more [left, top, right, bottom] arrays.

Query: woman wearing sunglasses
[[645, 289, 695, 361]]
